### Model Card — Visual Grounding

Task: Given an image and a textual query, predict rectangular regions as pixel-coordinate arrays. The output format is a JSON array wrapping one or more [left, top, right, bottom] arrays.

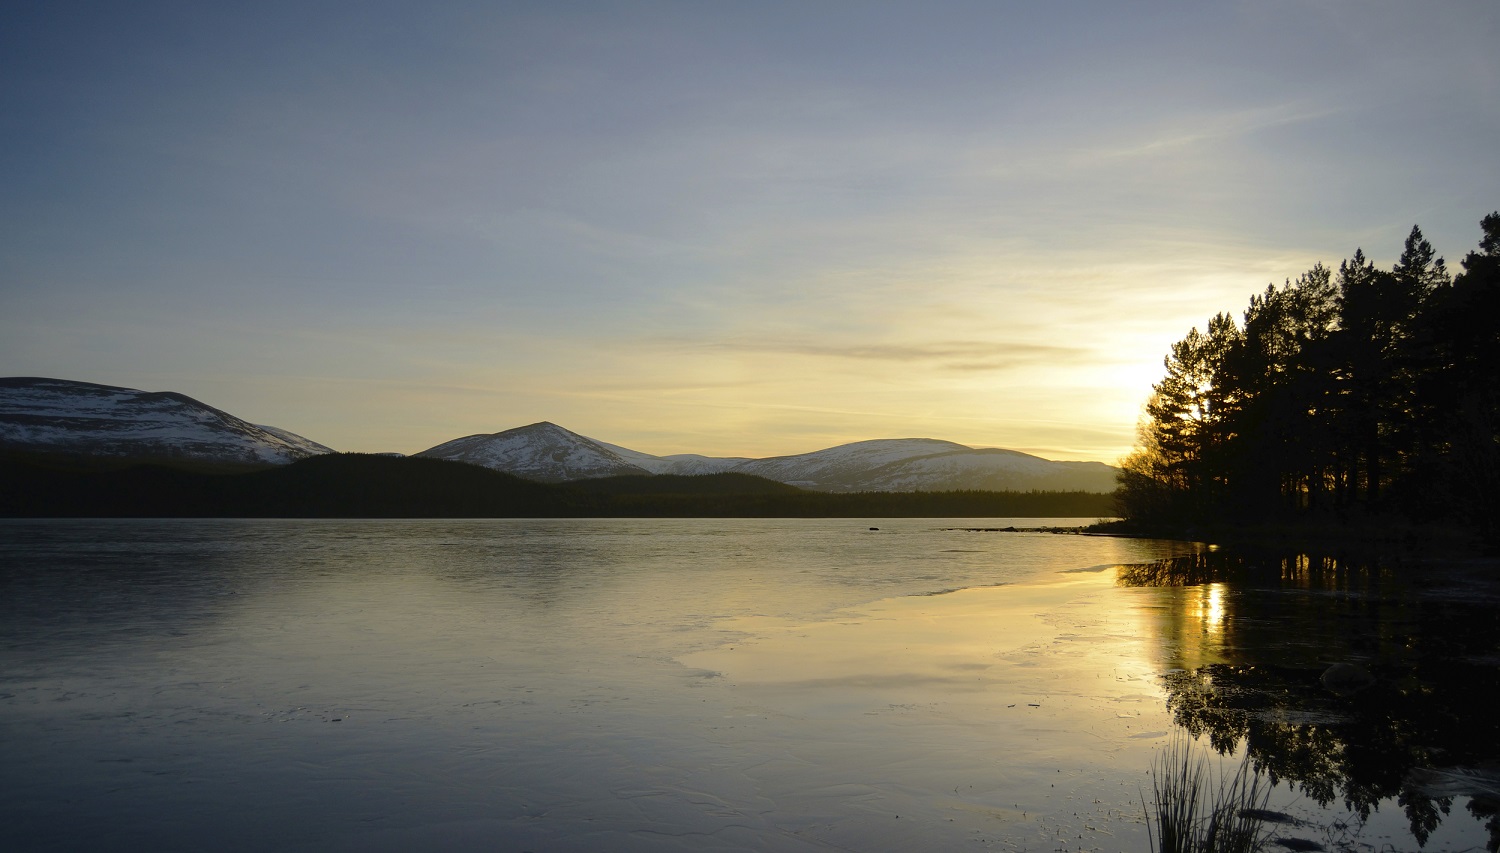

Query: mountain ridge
[[416, 422, 1120, 493], [1, 377, 1121, 493]]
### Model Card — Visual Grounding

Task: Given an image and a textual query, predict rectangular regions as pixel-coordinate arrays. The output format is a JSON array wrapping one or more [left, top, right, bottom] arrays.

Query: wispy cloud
[[1092, 102, 1341, 161], [668, 338, 1093, 371]]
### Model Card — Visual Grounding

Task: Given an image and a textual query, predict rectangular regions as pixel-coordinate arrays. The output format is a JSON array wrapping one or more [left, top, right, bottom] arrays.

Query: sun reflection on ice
[[1203, 582, 1226, 635]]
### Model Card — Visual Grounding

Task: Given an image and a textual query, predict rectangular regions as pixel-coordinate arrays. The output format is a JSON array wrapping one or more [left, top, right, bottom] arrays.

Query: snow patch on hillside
[[418, 422, 653, 482], [0, 377, 334, 465]]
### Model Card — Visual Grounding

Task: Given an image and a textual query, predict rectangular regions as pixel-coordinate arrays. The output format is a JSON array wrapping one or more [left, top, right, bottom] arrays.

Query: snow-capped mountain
[[588, 436, 751, 475], [252, 423, 339, 458], [733, 438, 967, 488], [417, 424, 1119, 492], [416, 422, 653, 481], [647, 453, 752, 476], [0, 377, 334, 465], [417, 422, 754, 481], [733, 439, 1118, 492]]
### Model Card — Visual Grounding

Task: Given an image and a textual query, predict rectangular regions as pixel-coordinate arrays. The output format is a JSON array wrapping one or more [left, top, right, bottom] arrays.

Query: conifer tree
[[1116, 212, 1499, 542]]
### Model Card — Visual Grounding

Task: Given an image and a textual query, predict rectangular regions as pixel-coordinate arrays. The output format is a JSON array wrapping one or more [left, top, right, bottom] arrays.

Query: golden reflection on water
[[1127, 580, 1235, 673], [1203, 583, 1226, 635], [1118, 550, 1423, 672]]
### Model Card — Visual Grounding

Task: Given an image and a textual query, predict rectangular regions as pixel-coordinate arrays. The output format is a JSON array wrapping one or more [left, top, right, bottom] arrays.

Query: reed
[[1144, 734, 1274, 853]]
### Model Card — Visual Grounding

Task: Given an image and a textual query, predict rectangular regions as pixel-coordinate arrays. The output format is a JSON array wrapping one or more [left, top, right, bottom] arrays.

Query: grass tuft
[[1144, 734, 1275, 853]]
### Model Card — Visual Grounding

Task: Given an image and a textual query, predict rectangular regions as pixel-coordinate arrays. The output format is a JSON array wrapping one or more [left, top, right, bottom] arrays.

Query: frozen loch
[[1, 519, 1495, 851]]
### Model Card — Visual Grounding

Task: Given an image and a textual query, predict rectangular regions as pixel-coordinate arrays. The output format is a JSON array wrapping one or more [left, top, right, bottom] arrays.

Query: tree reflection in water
[[1119, 551, 1500, 850]]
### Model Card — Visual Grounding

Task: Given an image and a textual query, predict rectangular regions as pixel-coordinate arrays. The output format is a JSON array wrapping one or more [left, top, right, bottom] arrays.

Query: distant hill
[[418, 423, 1119, 493], [0, 377, 332, 466], [417, 421, 752, 481], [732, 438, 1119, 492]]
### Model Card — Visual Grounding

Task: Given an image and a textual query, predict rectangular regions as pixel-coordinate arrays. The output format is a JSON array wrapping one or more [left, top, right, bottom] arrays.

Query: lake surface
[[1, 519, 1496, 852]]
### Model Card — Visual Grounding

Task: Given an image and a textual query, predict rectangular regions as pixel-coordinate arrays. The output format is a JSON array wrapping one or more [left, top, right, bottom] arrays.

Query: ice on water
[[0, 519, 1491, 851]]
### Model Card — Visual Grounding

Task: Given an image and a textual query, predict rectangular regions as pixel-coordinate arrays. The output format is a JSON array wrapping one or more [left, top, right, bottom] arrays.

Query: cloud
[[659, 337, 1096, 373], [1090, 102, 1341, 162]]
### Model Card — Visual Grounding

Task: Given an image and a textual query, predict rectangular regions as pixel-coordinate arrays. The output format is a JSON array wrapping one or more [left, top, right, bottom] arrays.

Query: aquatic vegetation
[[1145, 734, 1274, 853]]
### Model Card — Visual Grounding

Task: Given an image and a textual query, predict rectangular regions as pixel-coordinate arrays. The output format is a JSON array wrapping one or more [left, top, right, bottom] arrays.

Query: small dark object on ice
[[1320, 662, 1375, 695]]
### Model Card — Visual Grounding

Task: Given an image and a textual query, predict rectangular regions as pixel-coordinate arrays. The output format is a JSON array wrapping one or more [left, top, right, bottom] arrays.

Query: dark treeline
[[1118, 213, 1500, 541], [0, 452, 1115, 518], [592, 487, 1113, 518]]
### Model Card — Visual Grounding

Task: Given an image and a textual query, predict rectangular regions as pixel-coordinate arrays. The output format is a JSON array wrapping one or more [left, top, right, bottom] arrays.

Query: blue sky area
[[3, 1, 1497, 460]]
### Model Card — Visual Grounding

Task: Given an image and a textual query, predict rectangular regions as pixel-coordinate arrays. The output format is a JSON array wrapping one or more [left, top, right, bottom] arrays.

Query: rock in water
[[1320, 662, 1375, 695]]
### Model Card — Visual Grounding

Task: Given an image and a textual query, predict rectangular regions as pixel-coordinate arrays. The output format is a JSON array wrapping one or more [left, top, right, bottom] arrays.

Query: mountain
[[733, 439, 1119, 492], [418, 424, 1119, 493], [0, 377, 334, 466], [250, 423, 339, 458], [416, 422, 755, 482], [592, 442, 751, 476], [732, 438, 965, 488], [653, 454, 754, 475], [417, 422, 653, 482]]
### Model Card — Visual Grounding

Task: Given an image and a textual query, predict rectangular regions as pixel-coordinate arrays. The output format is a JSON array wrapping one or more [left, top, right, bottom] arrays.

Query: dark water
[[1119, 550, 1500, 852], [2, 520, 1496, 851]]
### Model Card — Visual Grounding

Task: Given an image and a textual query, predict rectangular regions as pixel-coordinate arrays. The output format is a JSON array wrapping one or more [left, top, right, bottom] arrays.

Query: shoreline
[[1079, 518, 1497, 558]]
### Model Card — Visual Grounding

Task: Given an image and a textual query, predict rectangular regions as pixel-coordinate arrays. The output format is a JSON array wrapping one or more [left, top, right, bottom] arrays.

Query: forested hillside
[[1, 452, 1115, 518], [1118, 213, 1500, 540]]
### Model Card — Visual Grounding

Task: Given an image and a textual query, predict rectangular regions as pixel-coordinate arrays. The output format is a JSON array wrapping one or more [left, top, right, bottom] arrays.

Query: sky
[[3, 1, 1497, 462]]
